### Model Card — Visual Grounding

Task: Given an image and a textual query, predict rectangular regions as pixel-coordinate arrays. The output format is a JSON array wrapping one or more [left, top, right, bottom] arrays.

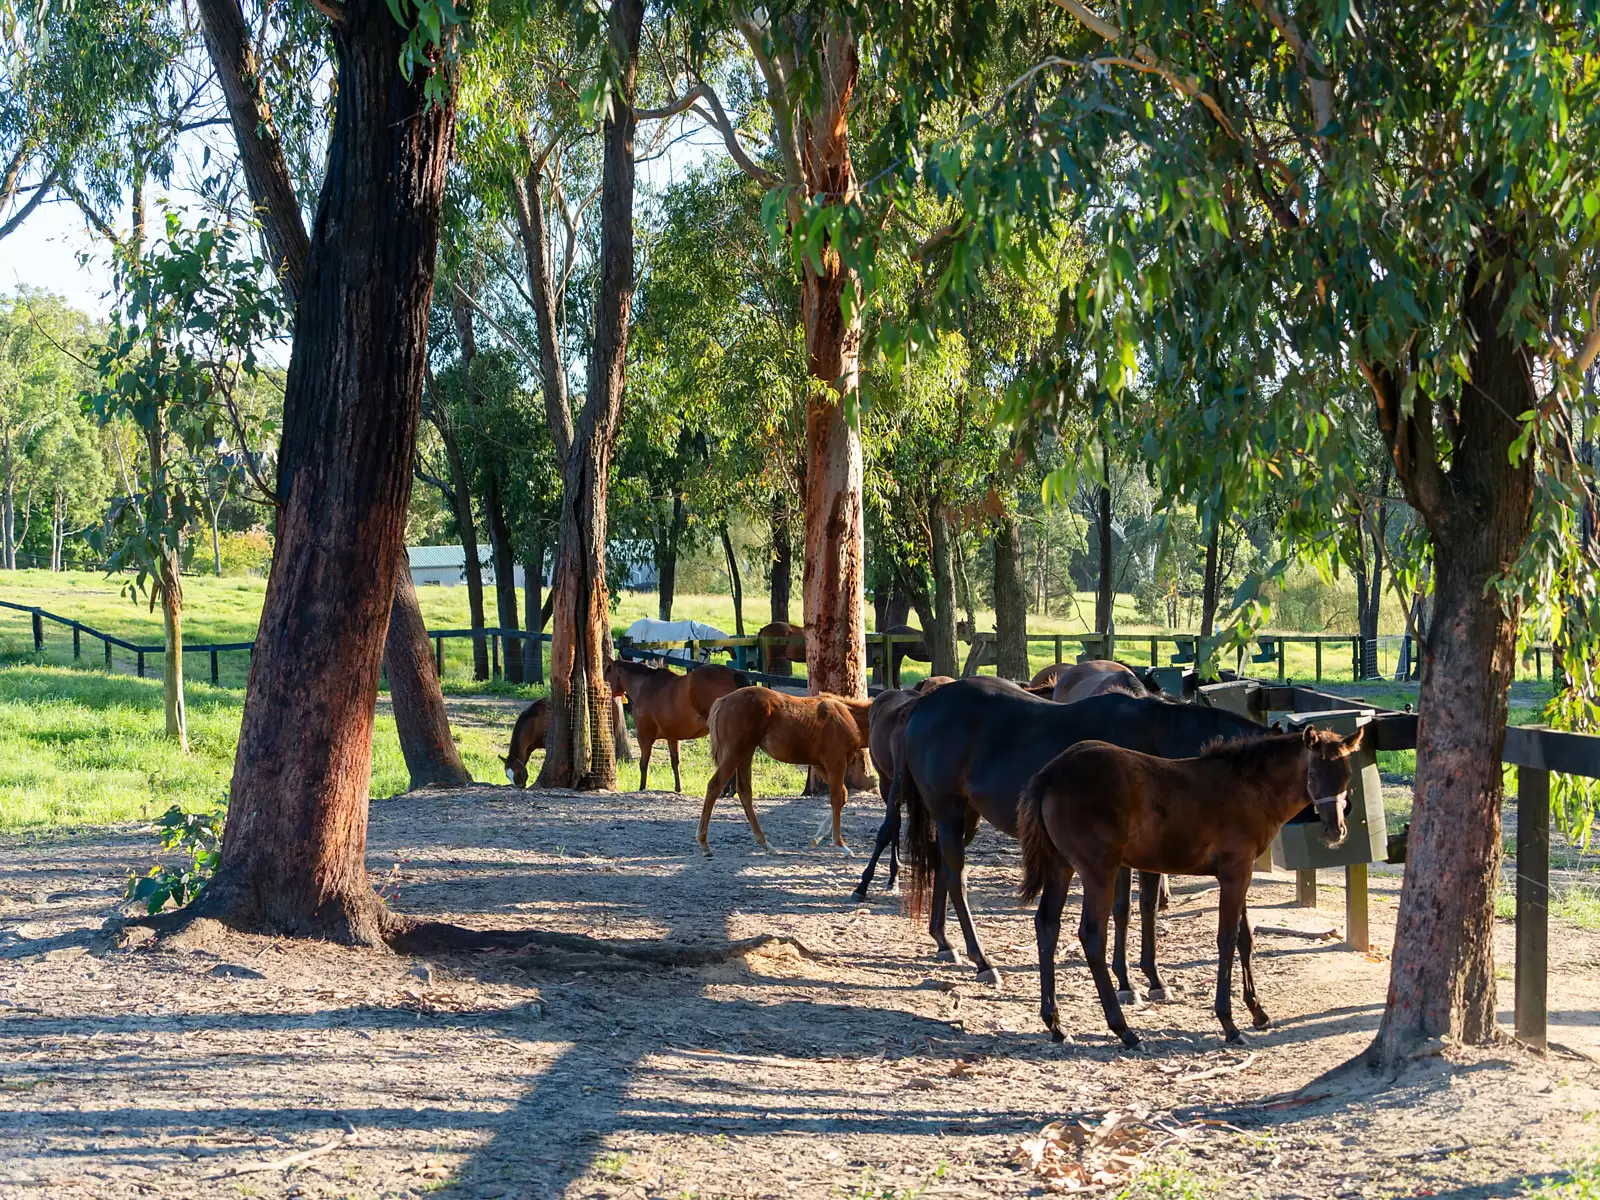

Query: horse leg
[[1139, 870, 1171, 1001], [1112, 866, 1139, 1004], [668, 740, 681, 794], [1035, 866, 1074, 1043], [827, 765, 851, 857], [730, 756, 769, 852], [1213, 868, 1250, 1044], [637, 730, 655, 792], [852, 783, 898, 901], [937, 815, 1001, 988], [1079, 868, 1140, 1048], [698, 759, 733, 857], [1238, 903, 1270, 1028], [929, 854, 959, 963]]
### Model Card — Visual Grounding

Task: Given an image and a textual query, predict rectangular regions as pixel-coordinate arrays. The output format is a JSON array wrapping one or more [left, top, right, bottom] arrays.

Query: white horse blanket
[[622, 618, 730, 662]]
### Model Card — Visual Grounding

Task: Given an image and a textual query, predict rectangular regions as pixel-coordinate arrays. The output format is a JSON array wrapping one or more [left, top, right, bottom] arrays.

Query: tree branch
[[689, 76, 780, 189], [1363, 361, 1447, 525], [0, 165, 60, 241], [1050, 1, 1241, 141]]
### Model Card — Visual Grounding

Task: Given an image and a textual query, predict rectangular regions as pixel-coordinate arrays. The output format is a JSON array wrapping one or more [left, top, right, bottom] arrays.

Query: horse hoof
[[934, 948, 962, 965], [1224, 1030, 1248, 1046], [1117, 1030, 1142, 1050], [700, 845, 713, 859], [838, 845, 854, 859], [849, 888, 868, 903], [1050, 1029, 1068, 1044], [1147, 987, 1170, 1004], [975, 967, 1004, 989], [1251, 1011, 1271, 1029], [1116, 988, 1143, 1005]]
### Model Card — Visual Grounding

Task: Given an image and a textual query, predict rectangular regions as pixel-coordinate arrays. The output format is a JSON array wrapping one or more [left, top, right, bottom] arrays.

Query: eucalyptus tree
[[88, 212, 287, 751], [850, 0, 1600, 1060]]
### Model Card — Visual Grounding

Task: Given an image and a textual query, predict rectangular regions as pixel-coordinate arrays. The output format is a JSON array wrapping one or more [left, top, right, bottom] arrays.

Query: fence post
[[885, 632, 897, 688], [436, 637, 444, 678], [104, 638, 112, 670], [1534, 647, 1542, 682], [1315, 639, 1323, 682], [1345, 862, 1369, 952], [1278, 639, 1286, 681], [1149, 637, 1158, 669], [492, 634, 500, 679], [1297, 870, 1317, 909], [73, 624, 81, 660], [1516, 766, 1550, 1051], [32, 609, 43, 651], [210, 650, 219, 686], [137, 651, 145, 678], [1352, 637, 1361, 680]]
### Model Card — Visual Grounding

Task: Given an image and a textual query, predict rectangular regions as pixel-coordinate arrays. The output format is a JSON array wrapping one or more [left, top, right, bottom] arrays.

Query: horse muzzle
[[1314, 791, 1349, 847]]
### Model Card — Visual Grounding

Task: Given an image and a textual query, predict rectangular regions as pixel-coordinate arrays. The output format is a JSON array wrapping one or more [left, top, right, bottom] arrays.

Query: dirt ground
[[1, 785, 1598, 1200]]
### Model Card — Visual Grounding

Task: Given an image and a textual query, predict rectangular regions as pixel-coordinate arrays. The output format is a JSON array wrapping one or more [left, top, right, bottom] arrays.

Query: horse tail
[[899, 753, 937, 924], [1016, 773, 1063, 905]]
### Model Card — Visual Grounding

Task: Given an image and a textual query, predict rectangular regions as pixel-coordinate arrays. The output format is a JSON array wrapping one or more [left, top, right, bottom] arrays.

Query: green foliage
[[1525, 1154, 1600, 1198], [125, 801, 223, 913], [86, 210, 286, 599], [214, 528, 273, 577]]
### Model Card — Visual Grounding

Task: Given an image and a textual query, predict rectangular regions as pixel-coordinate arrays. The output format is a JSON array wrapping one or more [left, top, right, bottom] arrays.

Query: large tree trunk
[[523, 536, 544, 683], [993, 507, 1029, 680], [656, 491, 685, 621], [1199, 515, 1222, 638], [539, 0, 643, 790], [1095, 442, 1114, 637], [199, 0, 462, 782], [197, 3, 454, 943], [929, 505, 959, 677], [387, 568, 471, 789], [799, 29, 867, 712], [769, 491, 792, 626], [431, 412, 490, 679], [721, 521, 745, 636], [1368, 262, 1536, 1063], [452, 293, 523, 683]]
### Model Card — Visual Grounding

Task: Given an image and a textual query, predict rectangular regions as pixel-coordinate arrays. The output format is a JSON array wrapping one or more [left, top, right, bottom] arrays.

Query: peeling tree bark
[[198, 0, 466, 780], [1367, 257, 1536, 1062], [197, 2, 456, 943]]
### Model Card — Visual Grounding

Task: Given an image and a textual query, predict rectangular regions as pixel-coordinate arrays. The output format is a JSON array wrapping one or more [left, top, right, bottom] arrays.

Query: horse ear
[[499, 754, 509, 765], [1343, 726, 1367, 753], [1302, 725, 1317, 745]]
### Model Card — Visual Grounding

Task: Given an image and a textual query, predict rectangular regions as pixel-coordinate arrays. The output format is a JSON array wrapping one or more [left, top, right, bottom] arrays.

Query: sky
[[0, 196, 119, 317]]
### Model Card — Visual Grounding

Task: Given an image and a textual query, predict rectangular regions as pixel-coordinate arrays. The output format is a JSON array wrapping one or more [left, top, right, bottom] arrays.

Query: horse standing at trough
[[849, 676, 955, 901], [1051, 659, 1153, 703], [604, 660, 748, 792], [1018, 726, 1362, 1046], [755, 622, 807, 675], [897, 677, 1269, 989], [700, 688, 871, 856]]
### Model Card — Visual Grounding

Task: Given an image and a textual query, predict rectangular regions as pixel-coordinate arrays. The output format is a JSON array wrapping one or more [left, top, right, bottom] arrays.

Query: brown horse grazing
[[604, 660, 748, 792], [502, 698, 551, 788], [1018, 725, 1363, 1047], [756, 622, 808, 675], [1030, 662, 1072, 690], [700, 687, 871, 856], [1052, 659, 1152, 704]]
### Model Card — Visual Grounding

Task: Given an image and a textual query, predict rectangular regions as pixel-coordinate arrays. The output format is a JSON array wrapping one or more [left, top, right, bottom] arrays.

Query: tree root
[[390, 921, 820, 971]]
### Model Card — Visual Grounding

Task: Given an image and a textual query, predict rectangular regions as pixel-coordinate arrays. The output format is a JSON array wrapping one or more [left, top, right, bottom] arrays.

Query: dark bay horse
[[755, 621, 807, 675], [1051, 659, 1152, 703], [898, 676, 1268, 987], [502, 698, 551, 788], [849, 675, 955, 901], [1018, 726, 1362, 1046], [604, 660, 747, 792], [701, 688, 871, 856]]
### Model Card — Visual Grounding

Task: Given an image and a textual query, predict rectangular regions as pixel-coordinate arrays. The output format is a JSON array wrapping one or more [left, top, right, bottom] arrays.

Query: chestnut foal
[[1018, 725, 1363, 1047], [604, 659, 746, 792], [700, 687, 871, 856]]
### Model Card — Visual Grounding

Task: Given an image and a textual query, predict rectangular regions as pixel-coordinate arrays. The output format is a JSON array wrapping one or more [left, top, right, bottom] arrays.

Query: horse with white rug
[[621, 618, 733, 663]]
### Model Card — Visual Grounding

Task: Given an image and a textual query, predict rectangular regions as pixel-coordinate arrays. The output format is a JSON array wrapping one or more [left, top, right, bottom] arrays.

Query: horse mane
[[1196, 728, 1322, 780]]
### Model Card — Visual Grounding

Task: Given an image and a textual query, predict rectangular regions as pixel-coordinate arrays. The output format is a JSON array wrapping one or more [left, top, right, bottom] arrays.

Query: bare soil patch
[[1, 788, 1597, 1199]]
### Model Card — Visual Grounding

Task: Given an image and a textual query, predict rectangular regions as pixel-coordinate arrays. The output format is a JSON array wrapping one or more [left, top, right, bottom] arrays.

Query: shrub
[[215, 527, 273, 577]]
